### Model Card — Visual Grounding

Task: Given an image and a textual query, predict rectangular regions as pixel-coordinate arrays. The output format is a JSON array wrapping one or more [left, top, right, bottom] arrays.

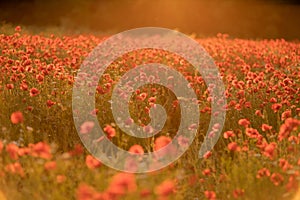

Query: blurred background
[[0, 0, 299, 39]]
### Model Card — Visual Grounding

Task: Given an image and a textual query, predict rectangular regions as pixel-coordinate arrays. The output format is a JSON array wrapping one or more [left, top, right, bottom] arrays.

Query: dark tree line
[[0, 0, 299, 39]]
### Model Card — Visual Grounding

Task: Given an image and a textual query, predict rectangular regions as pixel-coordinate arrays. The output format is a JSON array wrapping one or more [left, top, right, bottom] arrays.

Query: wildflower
[[154, 136, 172, 151], [90, 109, 99, 116], [256, 168, 271, 179], [203, 151, 212, 159], [148, 96, 156, 103], [36, 74, 44, 83], [245, 128, 261, 139], [188, 123, 198, 130], [279, 158, 292, 171], [238, 119, 250, 128], [129, 144, 144, 155], [288, 136, 299, 144], [15, 26, 21, 32], [228, 142, 240, 152], [278, 118, 300, 141], [10, 111, 24, 124], [6, 84, 14, 90], [278, 124, 290, 141], [202, 168, 211, 176], [29, 87, 39, 97], [27, 106, 33, 111], [30, 142, 52, 159], [137, 92, 147, 101], [6, 143, 19, 160], [269, 97, 277, 103], [80, 121, 94, 134], [107, 173, 137, 197], [285, 118, 300, 130], [233, 189, 245, 199], [69, 144, 84, 156], [261, 124, 272, 132], [124, 117, 134, 126], [56, 175, 66, 183], [255, 110, 263, 117], [286, 175, 298, 192], [263, 142, 277, 159], [124, 157, 138, 172], [271, 103, 282, 113], [270, 173, 284, 186], [223, 130, 235, 139], [155, 179, 176, 197], [20, 82, 28, 91], [177, 135, 189, 147], [213, 123, 220, 131], [18, 147, 31, 156], [281, 110, 292, 121], [5, 162, 24, 177], [172, 100, 179, 108], [103, 125, 116, 139], [204, 191, 216, 200], [85, 155, 102, 169], [46, 100, 56, 108], [76, 183, 97, 200], [44, 161, 57, 171], [143, 125, 153, 134]]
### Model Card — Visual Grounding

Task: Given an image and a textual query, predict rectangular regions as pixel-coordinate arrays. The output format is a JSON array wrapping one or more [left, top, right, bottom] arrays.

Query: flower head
[[11, 111, 24, 124]]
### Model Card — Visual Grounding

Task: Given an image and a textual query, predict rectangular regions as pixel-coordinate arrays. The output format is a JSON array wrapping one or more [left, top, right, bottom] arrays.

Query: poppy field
[[0, 26, 300, 200]]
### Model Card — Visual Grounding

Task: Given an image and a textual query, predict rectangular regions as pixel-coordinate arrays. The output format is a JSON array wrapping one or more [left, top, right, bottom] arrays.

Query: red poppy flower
[[76, 183, 97, 200], [44, 161, 57, 171], [261, 124, 272, 132], [155, 179, 176, 197], [29, 87, 40, 97], [271, 103, 282, 113], [245, 128, 261, 139], [279, 158, 292, 171], [263, 142, 277, 159], [154, 136, 172, 151], [6, 84, 14, 90], [103, 125, 116, 139], [256, 168, 271, 179], [223, 130, 235, 139], [129, 144, 144, 155], [85, 155, 102, 169], [281, 110, 291, 121], [238, 118, 250, 128], [255, 110, 263, 117], [5, 162, 24, 177], [204, 190, 216, 200], [10, 111, 24, 124], [203, 151, 212, 159], [15, 26, 21, 32], [56, 175, 66, 183], [202, 168, 211, 176], [270, 173, 284, 186], [30, 142, 52, 159], [6, 143, 19, 160], [69, 144, 84, 156], [108, 172, 137, 195], [80, 121, 94, 134], [228, 142, 240, 152], [46, 100, 56, 108]]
